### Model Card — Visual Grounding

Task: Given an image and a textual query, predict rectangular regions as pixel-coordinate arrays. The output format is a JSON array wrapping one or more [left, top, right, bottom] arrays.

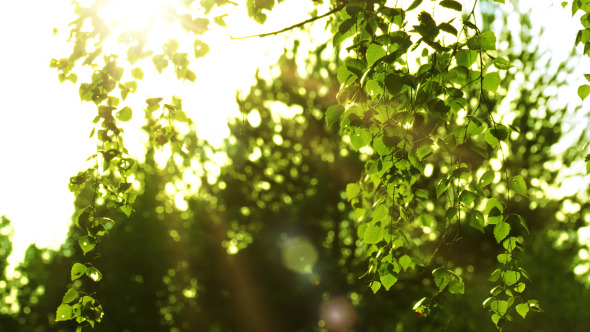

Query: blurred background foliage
[[2, 1, 590, 331]]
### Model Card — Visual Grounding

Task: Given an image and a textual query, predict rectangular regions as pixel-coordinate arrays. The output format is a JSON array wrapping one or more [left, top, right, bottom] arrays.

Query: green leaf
[[491, 300, 509, 316], [509, 175, 527, 196], [116, 106, 132, 122], [78, 235, 96, 255], [491, 313, 501, 326], [480, 31, 497, 50], [62, 288, 79, 304], [346, 183, 361, 200], [71, 263, 87, 281], [380, 274, 398, 290], [513, 282, 526, 293], [350, 128, 372, 150], [493, 0, 505, 3], [56, 304, 73, 322], [433, 268, 451, 291], [502, 237, 519, 251], [121, 204, 133, 217], [363, 223, 382, 244], [440, 0, 462, 11], [470, 211, 485, 232], [130, 67, 144, 80], [399, 255, 414, 271], [438, 22, 458, 36], [407, 0, 424, 11], [326, 105, 344, 127], [516, 303, 529, 318], [459, 190, 476, 207], [86, 267, 103, 282], [373, 136, 394, 156], [493, 57, 513, 70], [494, 221, 510, 243], [503, 270, 520, 286], [436, 178, 448, 199], [449, 278, 465, 294], [485, 129, 499, 148], [497, 253, 512, 264], [184, 69, 197, 82], [489, 268, 501, 282], [370, 281, 381, 293], [579, 84, 590, 100], [373, 204, 388, 222], [479, 170, 495, 187], [366, 44, 386, 66], [194, 39, 210, 58], [482, 72, 501, 91]]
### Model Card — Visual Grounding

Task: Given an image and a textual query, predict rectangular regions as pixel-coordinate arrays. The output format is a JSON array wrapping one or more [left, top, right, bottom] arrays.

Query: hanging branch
[[230, 3, 346, 39]]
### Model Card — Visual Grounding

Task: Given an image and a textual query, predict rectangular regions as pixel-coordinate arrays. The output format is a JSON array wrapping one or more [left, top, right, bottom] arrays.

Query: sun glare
[[98, 0, 171, 30]]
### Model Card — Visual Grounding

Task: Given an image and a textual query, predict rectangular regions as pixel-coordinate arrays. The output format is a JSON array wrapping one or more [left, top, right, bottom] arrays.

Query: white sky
[[0, 0, 588, 269]]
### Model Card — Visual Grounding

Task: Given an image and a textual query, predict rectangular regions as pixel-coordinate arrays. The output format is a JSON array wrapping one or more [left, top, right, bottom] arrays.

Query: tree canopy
[[2, 0, 590, 331]]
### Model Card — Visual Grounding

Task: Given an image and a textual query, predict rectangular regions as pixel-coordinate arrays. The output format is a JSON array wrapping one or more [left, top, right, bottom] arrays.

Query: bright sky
[[0, 0, 588, 271]]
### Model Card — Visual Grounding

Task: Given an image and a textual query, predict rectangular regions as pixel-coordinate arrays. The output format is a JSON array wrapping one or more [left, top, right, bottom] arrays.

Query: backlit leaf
[[56, 304, 73, 322], [326, 105, 344, 127], [509, 175, 527, 196], [350, 128, 372, 150], [131, 67, 144, 80], [399, 255, 414, 271], [449, 278, 465, 294], [363, 223, 382, 244], [62, 288, 79, 304], [370, 281, 381, 293], [71, 263, 87, 281], [516, 303, 529, 318], [481, 30, 497, 50], [346, 183, 360, 200], [479, 170, 495, 187], [116, 106, 132, 122], [380, 274, 398, 290], [483, 72, 501, 91], [470, 211, 484, 232], [493, 57, 513, 70], [503, 270, 520, 286], [78, 235, 96, 255], [578, 84, 590, 100], [494, 221, 510, 243], [366, 44, 386, 66]]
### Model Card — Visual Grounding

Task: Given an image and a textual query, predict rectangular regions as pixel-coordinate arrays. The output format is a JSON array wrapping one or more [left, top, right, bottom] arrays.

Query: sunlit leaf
[[578, 84, 590, 100], [350, 128, 372, 150], [363, 223, 382, 244], [62, 288, 79, 304], [494, 221, 510, 243], [116, 106, 132, 122], [516, 303, 529, 318], [380, 273, 398, 290], [370, 281, 381, 293], [366, 44, 386, 66], [56, 304, 73, 322], [503, 270, 520, 286], [71, 263, 87, 281], [346, 183, 360, 200], [470, 211, 484, 232], [326, 105, 344, 127], [78, 235, 96, 255], [483, 72, 501, 91], [399, 255, 414, 271], [509, 175, 527, 196]]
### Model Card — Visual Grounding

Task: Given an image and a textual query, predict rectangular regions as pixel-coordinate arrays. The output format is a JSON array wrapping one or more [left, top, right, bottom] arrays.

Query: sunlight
[[98, 0, 171, 30]]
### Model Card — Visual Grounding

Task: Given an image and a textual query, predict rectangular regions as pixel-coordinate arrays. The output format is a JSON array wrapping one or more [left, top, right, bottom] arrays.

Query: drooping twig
[[230, 3, 346, 40]]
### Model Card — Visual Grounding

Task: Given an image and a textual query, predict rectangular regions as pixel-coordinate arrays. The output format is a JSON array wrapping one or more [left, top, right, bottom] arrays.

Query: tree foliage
[[2, 0, 590, 331]]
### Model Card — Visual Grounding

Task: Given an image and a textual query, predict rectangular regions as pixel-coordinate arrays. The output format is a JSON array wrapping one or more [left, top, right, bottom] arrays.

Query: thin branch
[[230, 3, 346, 40]]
